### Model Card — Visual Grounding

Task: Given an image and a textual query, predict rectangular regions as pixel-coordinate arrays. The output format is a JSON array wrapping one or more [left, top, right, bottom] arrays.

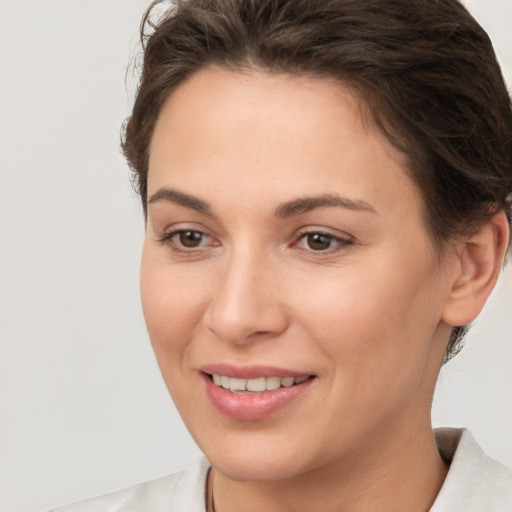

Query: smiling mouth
[[207, 373, 312, 393]]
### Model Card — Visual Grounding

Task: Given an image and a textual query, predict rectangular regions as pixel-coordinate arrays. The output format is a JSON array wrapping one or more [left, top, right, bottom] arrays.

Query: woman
[[53, 0, 512, 510]]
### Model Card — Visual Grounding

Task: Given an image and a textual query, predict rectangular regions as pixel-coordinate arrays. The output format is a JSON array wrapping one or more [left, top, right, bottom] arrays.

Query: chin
[[210, 450, 306, 482], [195, 428, 322, 482]]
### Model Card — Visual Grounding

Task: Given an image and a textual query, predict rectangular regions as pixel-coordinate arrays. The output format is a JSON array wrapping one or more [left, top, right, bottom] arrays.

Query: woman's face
[[142, 68, 458, 481]]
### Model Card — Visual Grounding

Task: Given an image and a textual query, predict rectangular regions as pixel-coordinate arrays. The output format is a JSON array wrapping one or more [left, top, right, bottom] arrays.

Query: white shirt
[[51, 428, 512, 511]]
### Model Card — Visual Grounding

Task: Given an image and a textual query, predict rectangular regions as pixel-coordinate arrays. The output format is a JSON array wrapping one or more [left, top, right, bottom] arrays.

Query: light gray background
[[0, 1, 511, 511]]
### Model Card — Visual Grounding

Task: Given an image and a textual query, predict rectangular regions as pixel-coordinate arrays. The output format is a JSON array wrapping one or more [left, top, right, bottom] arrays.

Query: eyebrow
[[147, 187, 377, 218], [148, 188, 214, 216], [274, 194, 377, 218]]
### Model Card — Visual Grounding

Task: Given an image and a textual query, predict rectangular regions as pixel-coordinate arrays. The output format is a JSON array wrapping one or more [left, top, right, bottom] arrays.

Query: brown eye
[[157, 228, 216, 254], [295, 230, 351, 253], [306, 233, 334, 251], [178, 230, 204, 248]]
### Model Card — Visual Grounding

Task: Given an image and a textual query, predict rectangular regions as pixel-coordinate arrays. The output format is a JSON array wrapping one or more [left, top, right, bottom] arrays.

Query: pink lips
[[199, 364, 315, 421]]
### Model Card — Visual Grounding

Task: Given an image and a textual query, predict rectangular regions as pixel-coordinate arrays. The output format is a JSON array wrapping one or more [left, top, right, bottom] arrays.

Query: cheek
[[296, 274, 442, 435], [140, 245, 208, 365], [289, 260, 441, 377], [140, 261, 212, 417]]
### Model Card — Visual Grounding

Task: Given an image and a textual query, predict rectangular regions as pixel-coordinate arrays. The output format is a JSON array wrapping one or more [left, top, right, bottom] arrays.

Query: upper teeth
[[211, 374, 308, 392]]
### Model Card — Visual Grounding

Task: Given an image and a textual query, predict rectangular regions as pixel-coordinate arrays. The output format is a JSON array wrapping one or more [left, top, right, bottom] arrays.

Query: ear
[[442, 211, 510, 327]]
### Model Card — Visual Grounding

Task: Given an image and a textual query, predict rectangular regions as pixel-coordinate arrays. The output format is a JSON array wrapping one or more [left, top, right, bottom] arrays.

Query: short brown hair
[[122, 0, 512, 361]]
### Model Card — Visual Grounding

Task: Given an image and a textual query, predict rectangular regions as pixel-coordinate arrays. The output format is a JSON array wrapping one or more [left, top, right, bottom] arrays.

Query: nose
[[204, 249, 289, 345]]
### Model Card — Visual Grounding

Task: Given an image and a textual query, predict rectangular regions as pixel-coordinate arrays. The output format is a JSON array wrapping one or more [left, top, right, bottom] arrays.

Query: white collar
[[431, 428, 512, 511]]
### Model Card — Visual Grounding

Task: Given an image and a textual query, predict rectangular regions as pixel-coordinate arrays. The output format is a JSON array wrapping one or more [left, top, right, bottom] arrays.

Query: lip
[[199, 365, 315, 421], [199, 363, 311, 379]]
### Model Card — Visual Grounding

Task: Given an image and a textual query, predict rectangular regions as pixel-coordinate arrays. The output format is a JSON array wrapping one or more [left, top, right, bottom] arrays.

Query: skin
[[141, 67, 508, 512]]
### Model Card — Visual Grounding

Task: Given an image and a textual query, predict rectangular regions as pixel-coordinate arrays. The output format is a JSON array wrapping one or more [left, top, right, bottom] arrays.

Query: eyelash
[[157, 228, 352, 256], [157, 229, 216, 255], [294, 229, 353, 253]]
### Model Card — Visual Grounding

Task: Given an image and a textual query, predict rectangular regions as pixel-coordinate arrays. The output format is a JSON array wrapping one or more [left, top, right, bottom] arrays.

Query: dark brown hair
[[122, 0, 512, 361]]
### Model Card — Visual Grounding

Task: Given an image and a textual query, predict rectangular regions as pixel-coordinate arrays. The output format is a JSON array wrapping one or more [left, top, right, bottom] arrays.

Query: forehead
[[148, 67, 422, 224], [150, 67, 394, 150]]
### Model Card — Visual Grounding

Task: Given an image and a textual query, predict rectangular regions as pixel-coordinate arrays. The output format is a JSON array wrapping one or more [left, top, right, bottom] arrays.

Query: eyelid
[[293, 227, 353, 252], [158, 229, 210, 245], [156, 223, 220, 254], [155, 223, 353, 255]]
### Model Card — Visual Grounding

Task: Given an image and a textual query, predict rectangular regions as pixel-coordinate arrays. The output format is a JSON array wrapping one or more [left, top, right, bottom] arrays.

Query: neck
[[211, 420, 448, 512]]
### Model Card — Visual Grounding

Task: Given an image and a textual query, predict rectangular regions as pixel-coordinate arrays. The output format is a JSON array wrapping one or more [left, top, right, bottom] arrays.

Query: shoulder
[[431, 428, 512, 511], [49, 457, 210, 512]]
